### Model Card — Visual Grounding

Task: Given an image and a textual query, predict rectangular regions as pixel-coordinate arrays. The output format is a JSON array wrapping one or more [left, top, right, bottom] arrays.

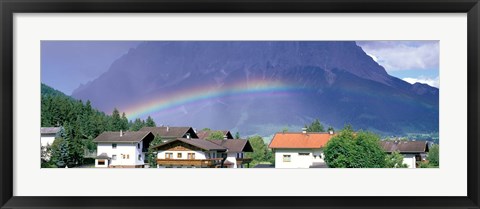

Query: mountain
[[71, 41, 439, 137]]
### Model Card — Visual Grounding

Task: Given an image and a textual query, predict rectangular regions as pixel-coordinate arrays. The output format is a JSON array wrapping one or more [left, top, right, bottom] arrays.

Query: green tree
[[145, 116, 156, 127], [109, 108, 123, 131], [385, 151, 408, 168], [327, 126, 335, 133], [121, 112, 129, 131], [235, 132, 240, 139], [305, 119, 325, 132], [147, 134, 163, 168], [207, 131, 225, 140], [427, 144, 439, 167], [245, 136, 271, 167], [130, 118, 146, 131], [323, 126, 386, 168], [52, 138, 70, 168]]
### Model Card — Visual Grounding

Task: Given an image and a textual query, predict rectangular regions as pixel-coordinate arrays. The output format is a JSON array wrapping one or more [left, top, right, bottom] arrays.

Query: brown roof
[[140, 126, 197, 139], [151, 138, 227, 151], [380, 141, 429, 153], [269, 132, 334, 149], [197, 130, 233, 140], [210, 139, 254, 152], [93, 131, 152, 143], [41, 127, 62, 134]]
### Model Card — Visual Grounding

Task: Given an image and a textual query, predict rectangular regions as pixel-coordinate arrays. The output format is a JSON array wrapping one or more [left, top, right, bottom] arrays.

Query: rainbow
[[124, 80, 306, 120]]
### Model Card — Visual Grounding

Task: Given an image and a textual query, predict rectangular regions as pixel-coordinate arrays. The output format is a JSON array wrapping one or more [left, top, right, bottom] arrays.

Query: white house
[[40, 127, 62, 161], [380, 140, 430, 168], [93, 130, 155, 168], [151, 137, 253, 168], [269, 129, 334, 168]]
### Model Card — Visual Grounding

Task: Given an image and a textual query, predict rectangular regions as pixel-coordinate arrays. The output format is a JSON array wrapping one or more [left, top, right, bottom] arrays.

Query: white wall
[[40, 134, 55, 147], [402, 154, 417, 168], [225, 153, 238, 168], [40, 134, 56, 161], [96, 143, 144, 167], [274, 149, 323, 168], [95, 159, 109, 168]]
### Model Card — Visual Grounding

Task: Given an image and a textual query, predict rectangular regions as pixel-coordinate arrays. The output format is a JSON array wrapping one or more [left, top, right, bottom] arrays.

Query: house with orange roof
[[269, 128, 335, 168]]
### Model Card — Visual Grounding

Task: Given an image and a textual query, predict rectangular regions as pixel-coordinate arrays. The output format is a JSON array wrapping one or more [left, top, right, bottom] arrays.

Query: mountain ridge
[[71, 41, 438, 136]]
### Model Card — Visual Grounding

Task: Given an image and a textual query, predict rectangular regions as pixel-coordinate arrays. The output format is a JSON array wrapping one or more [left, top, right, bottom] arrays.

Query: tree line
[[41, 84, 156, 168]]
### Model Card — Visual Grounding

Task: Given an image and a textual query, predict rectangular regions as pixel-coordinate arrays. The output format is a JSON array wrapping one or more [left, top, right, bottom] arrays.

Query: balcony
[[156, 158, 224, 168], [236, 157, 252, 164]]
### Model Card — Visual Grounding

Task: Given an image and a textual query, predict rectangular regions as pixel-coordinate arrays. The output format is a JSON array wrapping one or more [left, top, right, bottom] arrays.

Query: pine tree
[[235, 132, 240, 139], [147, 134, 163, 168], [306, 119, 325, 132], [109, 108, 122, 131], [130, 118, 146, 131], [145, 116, 156, 127]]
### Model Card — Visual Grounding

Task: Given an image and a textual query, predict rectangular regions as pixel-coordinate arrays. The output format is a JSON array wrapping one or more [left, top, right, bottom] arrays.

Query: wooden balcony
[[236, 157, 252, 164], [156, 158, 224, 168]]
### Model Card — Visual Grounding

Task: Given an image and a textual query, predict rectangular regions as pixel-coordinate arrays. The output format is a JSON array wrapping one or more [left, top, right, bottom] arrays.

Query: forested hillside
[[41, 83, 155, 167]]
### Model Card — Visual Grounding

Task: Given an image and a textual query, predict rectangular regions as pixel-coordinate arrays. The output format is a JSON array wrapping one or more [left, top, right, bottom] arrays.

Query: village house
[[93, 130, 155, 168], [380, 140, 430, 168], [269, 128, 335, 168], [151, 137, 253, 168], [40, 127, 62, 161], [197, 130, 234, 140], [140, 126, 198, 142]]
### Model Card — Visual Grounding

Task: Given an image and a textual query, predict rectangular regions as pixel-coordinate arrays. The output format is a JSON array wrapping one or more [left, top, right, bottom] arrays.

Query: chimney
[[166, 126, 169, 132], [120, 130, 123, 137], [302, 127, 307, 134]]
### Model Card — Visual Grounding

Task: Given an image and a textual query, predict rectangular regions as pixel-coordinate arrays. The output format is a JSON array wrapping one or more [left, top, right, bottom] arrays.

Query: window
[[122, 154, 126, 159], [137, 143, 141, 149], [112, 144, 117, 149], [126, 154, 129, 159], [138, 154, 141, 161], [187, 153, 195, 159], [112, 155, 117, 160], [299, 153, 310, 156], [177, 153, 182, 158], [283, 155, 291, 162], [165, 153, 173, 159], [98, 160, 105, 165], [212, 152, 216, 158]]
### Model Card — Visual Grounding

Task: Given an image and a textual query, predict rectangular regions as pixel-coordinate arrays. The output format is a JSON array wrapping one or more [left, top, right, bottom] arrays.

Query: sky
[[41, 41, 142, 95], [41, 40, 440, 95], [356, 41, 439, 87]]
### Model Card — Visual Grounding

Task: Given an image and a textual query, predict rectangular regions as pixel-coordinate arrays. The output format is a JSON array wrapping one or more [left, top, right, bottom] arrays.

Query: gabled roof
[[41, 127, 62, 134], [93, 131, 152, 143], [151, 138, 227, 151], [140, 126, 198, 139], [380, 141, 429, 153], [197, 130, 233, 140], [269, 132, 334, 149], [210, 139, 254, 152]]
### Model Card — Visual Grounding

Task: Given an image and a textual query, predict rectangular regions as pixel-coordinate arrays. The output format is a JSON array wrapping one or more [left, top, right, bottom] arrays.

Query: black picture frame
[[1, 0, 479, 208]]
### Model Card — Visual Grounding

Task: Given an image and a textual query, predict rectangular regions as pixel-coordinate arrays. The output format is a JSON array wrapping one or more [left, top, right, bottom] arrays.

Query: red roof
[[269, 132, 335, 149]]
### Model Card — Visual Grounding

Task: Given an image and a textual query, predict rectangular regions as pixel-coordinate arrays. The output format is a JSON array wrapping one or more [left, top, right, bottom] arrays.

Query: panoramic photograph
[[40, 41, 439, 169]]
